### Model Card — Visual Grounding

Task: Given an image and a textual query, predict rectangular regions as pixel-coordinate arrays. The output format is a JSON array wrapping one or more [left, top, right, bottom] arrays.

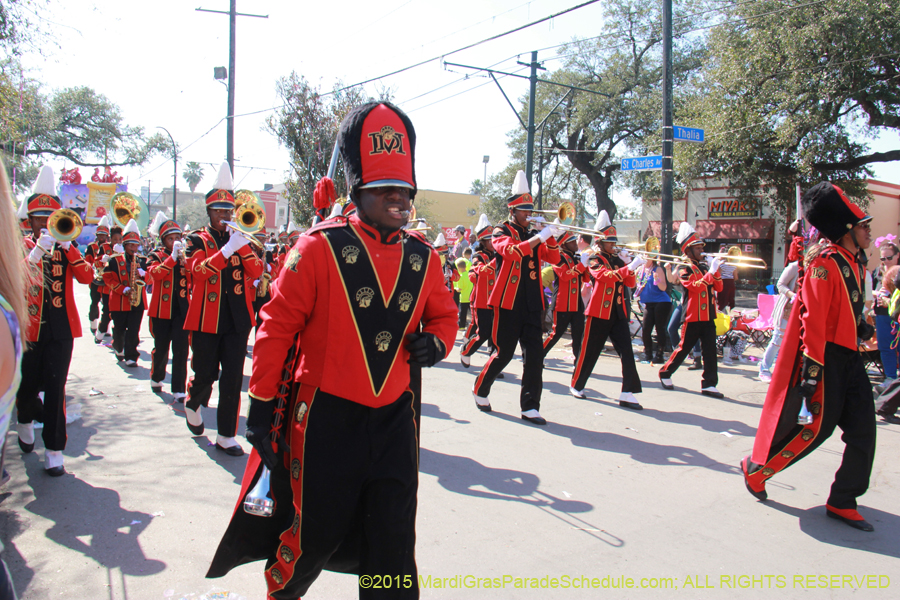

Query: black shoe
[[18, 438, 34, 454], [619, 401, 643, 411], [701, 388, 725, 399], [741, 456, 767, 501], [215, 443, 245, 457], [659, 377, 675, 391], [826, 508, 874, 532], [877, 410, 900, 425], [45, 466, 66, 477], [185, 406, 205, 436], [521, 414, 548, 426], [688, 359, 703, 371]]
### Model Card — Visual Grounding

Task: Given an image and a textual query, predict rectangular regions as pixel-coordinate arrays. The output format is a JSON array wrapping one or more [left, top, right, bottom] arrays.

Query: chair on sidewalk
[[738, 294, 777, 350]]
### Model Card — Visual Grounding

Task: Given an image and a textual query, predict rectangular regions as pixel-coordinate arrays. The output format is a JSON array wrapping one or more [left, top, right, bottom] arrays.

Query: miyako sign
[[708, 196, 760, 219]]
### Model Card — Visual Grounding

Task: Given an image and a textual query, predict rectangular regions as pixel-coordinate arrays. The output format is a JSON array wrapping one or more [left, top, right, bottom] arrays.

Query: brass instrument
[[129, 254, 146, 307], [109, 192, 142, 229], [703, 249, 767, 269], [404, 206, 433, 232], [47, 208, 83, 242], [258, 272, 273, 297], [226, 198, 266, 248], [528, 201, 577, 225]]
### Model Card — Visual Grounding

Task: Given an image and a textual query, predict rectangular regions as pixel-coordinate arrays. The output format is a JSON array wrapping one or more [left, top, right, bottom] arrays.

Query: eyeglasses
[[857, 222, 871, 231], [881, 255, 897, 262]]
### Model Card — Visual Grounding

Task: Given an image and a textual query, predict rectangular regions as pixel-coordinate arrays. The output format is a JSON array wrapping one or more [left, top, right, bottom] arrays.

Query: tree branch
[[813, 149, 900, 171]]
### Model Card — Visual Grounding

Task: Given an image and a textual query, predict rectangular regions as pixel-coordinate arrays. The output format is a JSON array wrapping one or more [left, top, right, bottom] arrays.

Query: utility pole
[[157, 126, 178, 221], [197, 2, 268, 174], [517, 51, 545, 191], [660, 0, 675, 254]]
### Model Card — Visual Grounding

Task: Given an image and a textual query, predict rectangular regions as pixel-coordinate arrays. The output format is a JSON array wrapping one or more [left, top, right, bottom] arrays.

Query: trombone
[[527, 202, 576, 225], [226, 195, 266, 248], [703, 250, 767, 269], [47, 208, 83, 242], [404, 205, 432, 232]]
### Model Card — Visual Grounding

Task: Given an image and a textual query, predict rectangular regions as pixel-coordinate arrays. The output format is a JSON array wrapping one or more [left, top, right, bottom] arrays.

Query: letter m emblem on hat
[[369, 126, 406, 156]]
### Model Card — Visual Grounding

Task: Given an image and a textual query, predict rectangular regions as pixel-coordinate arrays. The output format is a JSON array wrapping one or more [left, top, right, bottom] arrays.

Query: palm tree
[[182, 161, 204, 193]]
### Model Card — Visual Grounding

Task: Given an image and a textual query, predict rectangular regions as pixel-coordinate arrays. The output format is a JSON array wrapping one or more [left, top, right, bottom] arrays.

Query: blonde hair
[[0, 159, 29, 344], [885, 265, 899, 295]]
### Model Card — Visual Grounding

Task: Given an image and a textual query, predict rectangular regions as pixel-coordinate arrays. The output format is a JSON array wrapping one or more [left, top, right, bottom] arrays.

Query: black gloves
[[245, 398, 284, 471], [406, 332, 446, 368]]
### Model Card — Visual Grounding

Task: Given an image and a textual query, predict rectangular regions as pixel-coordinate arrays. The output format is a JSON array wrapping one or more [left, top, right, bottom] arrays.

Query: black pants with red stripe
[[474, 304, 543, 412], [16, 336, 74, 451], [571, 314, 641, 394], [659, 320, 718, 388], [112, 307, 144, 362], [762, 344, 875, 509], [461, 308, 494, 357], [150, 311, 190, 394], [270, 390, 419, 599], [187, 328, 251, 437], [543, 310, 585, 360]]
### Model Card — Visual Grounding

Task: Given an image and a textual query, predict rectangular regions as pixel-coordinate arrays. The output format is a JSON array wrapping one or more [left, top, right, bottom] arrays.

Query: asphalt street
[[1, 287, 897, 600]]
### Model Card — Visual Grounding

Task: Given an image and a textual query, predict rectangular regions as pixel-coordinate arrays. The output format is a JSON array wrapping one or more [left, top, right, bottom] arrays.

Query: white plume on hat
[[184, 222, 190, 232], [511, 170, 530, 195], [434, 232, 447, 248], [287, 221, 300, 235], [123, 219, 140, 238], [149, 211, 168, 237], [212, 161, 234, 191], [475, 213, 491, 233], [328, 202, 344, 219], [16, 198, 28, 220], [31, 165, 57, 196], [97, 215, 112, 229], [675, 221, 696, 245], [596, 210, 611, 231]]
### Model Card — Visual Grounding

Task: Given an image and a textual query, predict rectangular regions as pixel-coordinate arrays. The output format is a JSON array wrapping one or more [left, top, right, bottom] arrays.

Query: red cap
[[358, 106, 414, 189]]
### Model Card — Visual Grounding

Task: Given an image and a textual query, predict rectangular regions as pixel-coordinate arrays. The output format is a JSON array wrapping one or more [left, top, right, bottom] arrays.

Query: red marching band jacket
[[749, 243, 864, 473], [146, 249, 192, 319], [552, 251, 589, 312], [679, 260, 723, 322], [22, 237, 94, 342], [84, 241, 112, 294], [468, 250, 497, 311], [585, 251, 635, 319], [184, 227, 265, 334], [248, 215, 458, 408], [488, 222, 561, 310], [103, 254, 148, 312]]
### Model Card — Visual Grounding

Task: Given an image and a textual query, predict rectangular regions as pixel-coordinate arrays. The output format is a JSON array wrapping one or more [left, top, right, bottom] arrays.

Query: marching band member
[[16, 166, 94, 476], [433, 232, 458, 292], [103, 219, 148, 367], [658, 222, 725, 398], [146, 213, 190, 400], [207, 101, 457, 599], [543, 227, 588, 360], [84, 215, 112, 337], [472, 171, 561, 425], [569, 212, 644, 410], [182, 162, 264, 455], [460, 214, 499, 366], [743, 183, 878, 531]]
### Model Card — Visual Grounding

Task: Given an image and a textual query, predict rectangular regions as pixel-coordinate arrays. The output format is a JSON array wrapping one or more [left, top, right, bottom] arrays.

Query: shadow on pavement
[[419, 448, 591, 513], [22, 459, 166, 577], [0, 494, 34, 599], [764, 501, 899, 559], [420, 403, 470, 424]]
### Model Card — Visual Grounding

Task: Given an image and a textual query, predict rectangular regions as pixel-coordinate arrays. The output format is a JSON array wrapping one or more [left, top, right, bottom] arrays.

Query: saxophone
[[129, 254, 146, 307], [258, 272, 272, 297]]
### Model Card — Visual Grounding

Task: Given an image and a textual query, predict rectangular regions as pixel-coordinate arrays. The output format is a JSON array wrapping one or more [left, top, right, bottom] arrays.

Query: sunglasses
[[881, 255, 897, 262]]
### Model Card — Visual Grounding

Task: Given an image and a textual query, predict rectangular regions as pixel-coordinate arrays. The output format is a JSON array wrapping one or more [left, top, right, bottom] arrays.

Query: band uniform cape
[[207, 214, 457, 582], [23, 237, 94, 341], [747, 242, 868, 482]]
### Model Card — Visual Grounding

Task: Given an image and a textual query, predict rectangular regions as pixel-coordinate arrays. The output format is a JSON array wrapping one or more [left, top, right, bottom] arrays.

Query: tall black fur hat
[[802, 182, 870, 243], [338, 101, 417, 202]]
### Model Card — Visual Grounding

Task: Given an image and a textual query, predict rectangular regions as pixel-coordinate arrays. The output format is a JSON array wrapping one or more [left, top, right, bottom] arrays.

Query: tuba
[[47, 208, 83, 242], [109, 192, 142, 229]]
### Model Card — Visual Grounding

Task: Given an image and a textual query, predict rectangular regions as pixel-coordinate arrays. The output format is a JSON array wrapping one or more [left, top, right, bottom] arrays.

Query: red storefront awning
[[645, 219, 775, 241]]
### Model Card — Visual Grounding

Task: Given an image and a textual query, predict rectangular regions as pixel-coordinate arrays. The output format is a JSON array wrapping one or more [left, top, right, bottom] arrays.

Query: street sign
[[674, 126, 704, 143], [621, 156, 662, 171]]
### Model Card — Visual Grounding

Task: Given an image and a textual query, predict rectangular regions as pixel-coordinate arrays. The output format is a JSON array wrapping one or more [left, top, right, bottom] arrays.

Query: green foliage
[[182, 161, 204, 193], [505, 0, 705, 220], [0, 64, 168, 190], [680, 0, 900, 216], [266, 73, 390, 228]]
